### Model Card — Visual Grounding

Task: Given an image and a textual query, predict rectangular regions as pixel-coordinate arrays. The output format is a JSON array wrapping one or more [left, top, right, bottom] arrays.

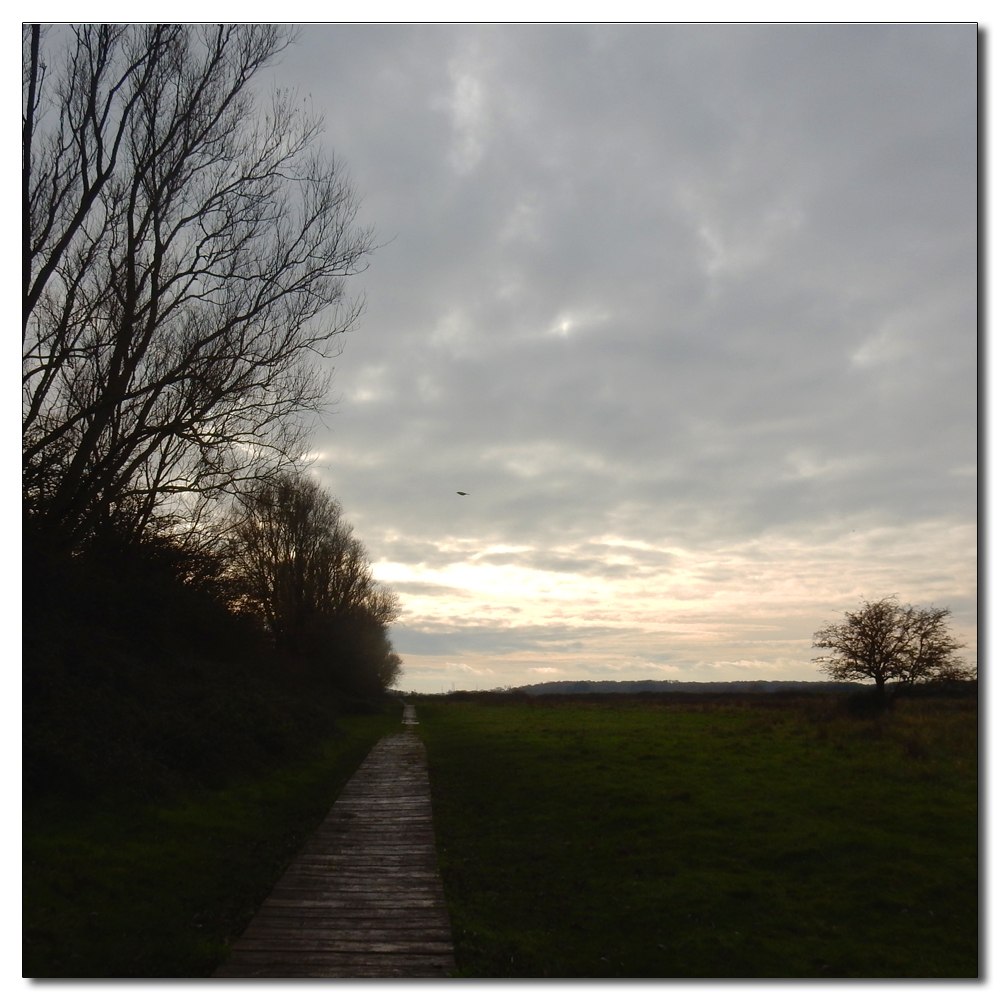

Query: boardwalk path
[[213, 705, 456, 978]]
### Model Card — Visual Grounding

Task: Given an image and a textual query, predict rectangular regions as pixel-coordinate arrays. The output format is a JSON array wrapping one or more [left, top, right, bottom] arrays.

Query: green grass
[[416, 695, 978, 978], [23, 707, 402, 978]]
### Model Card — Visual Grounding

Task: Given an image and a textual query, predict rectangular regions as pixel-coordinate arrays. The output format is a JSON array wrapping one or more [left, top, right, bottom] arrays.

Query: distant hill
[[518, 679, 867, 696]]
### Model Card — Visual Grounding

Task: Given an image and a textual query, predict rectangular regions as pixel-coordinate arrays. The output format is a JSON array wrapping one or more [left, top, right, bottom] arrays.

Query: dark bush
[[841, 687, 891, 717], [22, 529, 385, 805]]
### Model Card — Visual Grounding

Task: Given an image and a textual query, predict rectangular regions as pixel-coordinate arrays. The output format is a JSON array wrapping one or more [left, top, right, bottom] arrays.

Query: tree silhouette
[[23, 24, 374, 547], [812, 596, 972, 699], [225, 473, 401, 692]]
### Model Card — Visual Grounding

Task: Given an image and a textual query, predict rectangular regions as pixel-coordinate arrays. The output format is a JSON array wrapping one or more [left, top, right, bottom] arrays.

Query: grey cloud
[[374, 536, 480, 569], [389, 623, 623, 657], [387, 581, 471, 597], [265, 26, 975, 678], [471, 548, 669, 579], [377, 535, 679, 579]]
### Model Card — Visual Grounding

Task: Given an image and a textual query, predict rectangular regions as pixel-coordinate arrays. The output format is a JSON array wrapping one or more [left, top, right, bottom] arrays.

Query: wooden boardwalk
[[213, 706, 456, 978]]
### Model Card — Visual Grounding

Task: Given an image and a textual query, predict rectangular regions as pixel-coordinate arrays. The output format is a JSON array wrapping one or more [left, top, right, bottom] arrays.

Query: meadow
[[416, 691, 978, 978]]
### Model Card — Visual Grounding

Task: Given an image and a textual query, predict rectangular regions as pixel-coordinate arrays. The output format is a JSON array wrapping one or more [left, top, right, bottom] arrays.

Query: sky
[[264, 24, 977, 693]]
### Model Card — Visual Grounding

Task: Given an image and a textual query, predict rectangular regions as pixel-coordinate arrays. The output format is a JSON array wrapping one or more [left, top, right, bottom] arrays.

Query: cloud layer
[[268, 25, 976, 690]]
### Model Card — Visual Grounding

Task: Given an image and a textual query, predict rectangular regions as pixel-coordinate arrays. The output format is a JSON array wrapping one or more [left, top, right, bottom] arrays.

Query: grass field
[[416, 693, 978, 978], [23, 708, 402, 978]]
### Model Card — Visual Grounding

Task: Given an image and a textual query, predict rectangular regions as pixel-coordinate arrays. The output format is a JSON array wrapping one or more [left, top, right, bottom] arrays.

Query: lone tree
[[23, 24, 374, 548], [812, 596, 972, 699]]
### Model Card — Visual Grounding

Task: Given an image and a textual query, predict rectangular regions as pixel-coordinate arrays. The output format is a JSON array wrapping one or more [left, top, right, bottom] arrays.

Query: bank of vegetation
[[23, 24, 409, 978], [23, 24, 400, 807]]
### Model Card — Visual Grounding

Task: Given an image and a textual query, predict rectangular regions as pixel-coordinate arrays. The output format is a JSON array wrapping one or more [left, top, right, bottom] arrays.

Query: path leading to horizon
[[213, 706, 456, 978]]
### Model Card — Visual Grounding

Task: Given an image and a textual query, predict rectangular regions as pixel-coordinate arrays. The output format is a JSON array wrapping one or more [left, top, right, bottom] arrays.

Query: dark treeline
[[518, 679, 866, 696], [430, 679, 977, 715], [23, 25, 399, 803], [24, 474, 402, 803]]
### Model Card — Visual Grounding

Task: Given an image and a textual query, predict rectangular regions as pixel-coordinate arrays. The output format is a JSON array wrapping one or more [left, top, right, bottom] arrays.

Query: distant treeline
[[519, 679, 868, 696], [422, 678, 977, 710]]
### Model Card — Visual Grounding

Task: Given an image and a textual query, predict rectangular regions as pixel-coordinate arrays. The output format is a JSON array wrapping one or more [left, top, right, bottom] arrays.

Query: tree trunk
[[873, 675, 892, 711]]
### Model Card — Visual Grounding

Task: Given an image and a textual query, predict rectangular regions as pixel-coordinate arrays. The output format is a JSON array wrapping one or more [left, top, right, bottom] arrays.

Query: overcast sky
[[266, 24, 977, 692]]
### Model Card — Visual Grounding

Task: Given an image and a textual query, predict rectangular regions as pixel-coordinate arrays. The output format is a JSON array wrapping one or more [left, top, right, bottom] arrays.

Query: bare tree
[[226, 473, 400, 650], [812, 596, 972, 699], [23, 24, 374, 546]]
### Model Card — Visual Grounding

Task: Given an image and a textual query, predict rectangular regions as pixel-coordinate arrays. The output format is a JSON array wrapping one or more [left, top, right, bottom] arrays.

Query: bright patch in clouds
[[547, 307, 610, 338]]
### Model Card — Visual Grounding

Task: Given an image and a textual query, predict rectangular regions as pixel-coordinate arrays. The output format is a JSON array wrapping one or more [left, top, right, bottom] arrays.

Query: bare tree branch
[[23, 24, 374, 546]]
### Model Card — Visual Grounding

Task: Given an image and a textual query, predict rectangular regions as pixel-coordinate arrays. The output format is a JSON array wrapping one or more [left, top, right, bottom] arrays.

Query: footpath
[[213, 705, 456, 977]]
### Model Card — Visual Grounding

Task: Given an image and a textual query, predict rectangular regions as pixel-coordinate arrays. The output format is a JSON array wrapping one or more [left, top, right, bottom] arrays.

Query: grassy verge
[[23, 707, 402, 978], [417, 694, 977, 978]]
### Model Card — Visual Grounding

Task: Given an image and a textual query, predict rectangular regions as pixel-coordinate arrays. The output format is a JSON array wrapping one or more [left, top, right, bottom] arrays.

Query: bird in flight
[[456, 491, 469, 495]]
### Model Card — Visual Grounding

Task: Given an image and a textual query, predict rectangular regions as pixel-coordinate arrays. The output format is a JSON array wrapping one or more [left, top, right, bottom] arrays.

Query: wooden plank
[[241, 926, 453, 939], [270, 867, 444, 879], [212, 715, 456, 979], [232, 940, 456, 955], [243, 915, 453, 930], [216, 960, 452, 978], [217, 957, 454, 974], [255, 900, 442, 912], [271, 884, 443, 895], [241, 922, 453, 938], [221, 951, 453, 968], [283, 864, 440, 875]]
